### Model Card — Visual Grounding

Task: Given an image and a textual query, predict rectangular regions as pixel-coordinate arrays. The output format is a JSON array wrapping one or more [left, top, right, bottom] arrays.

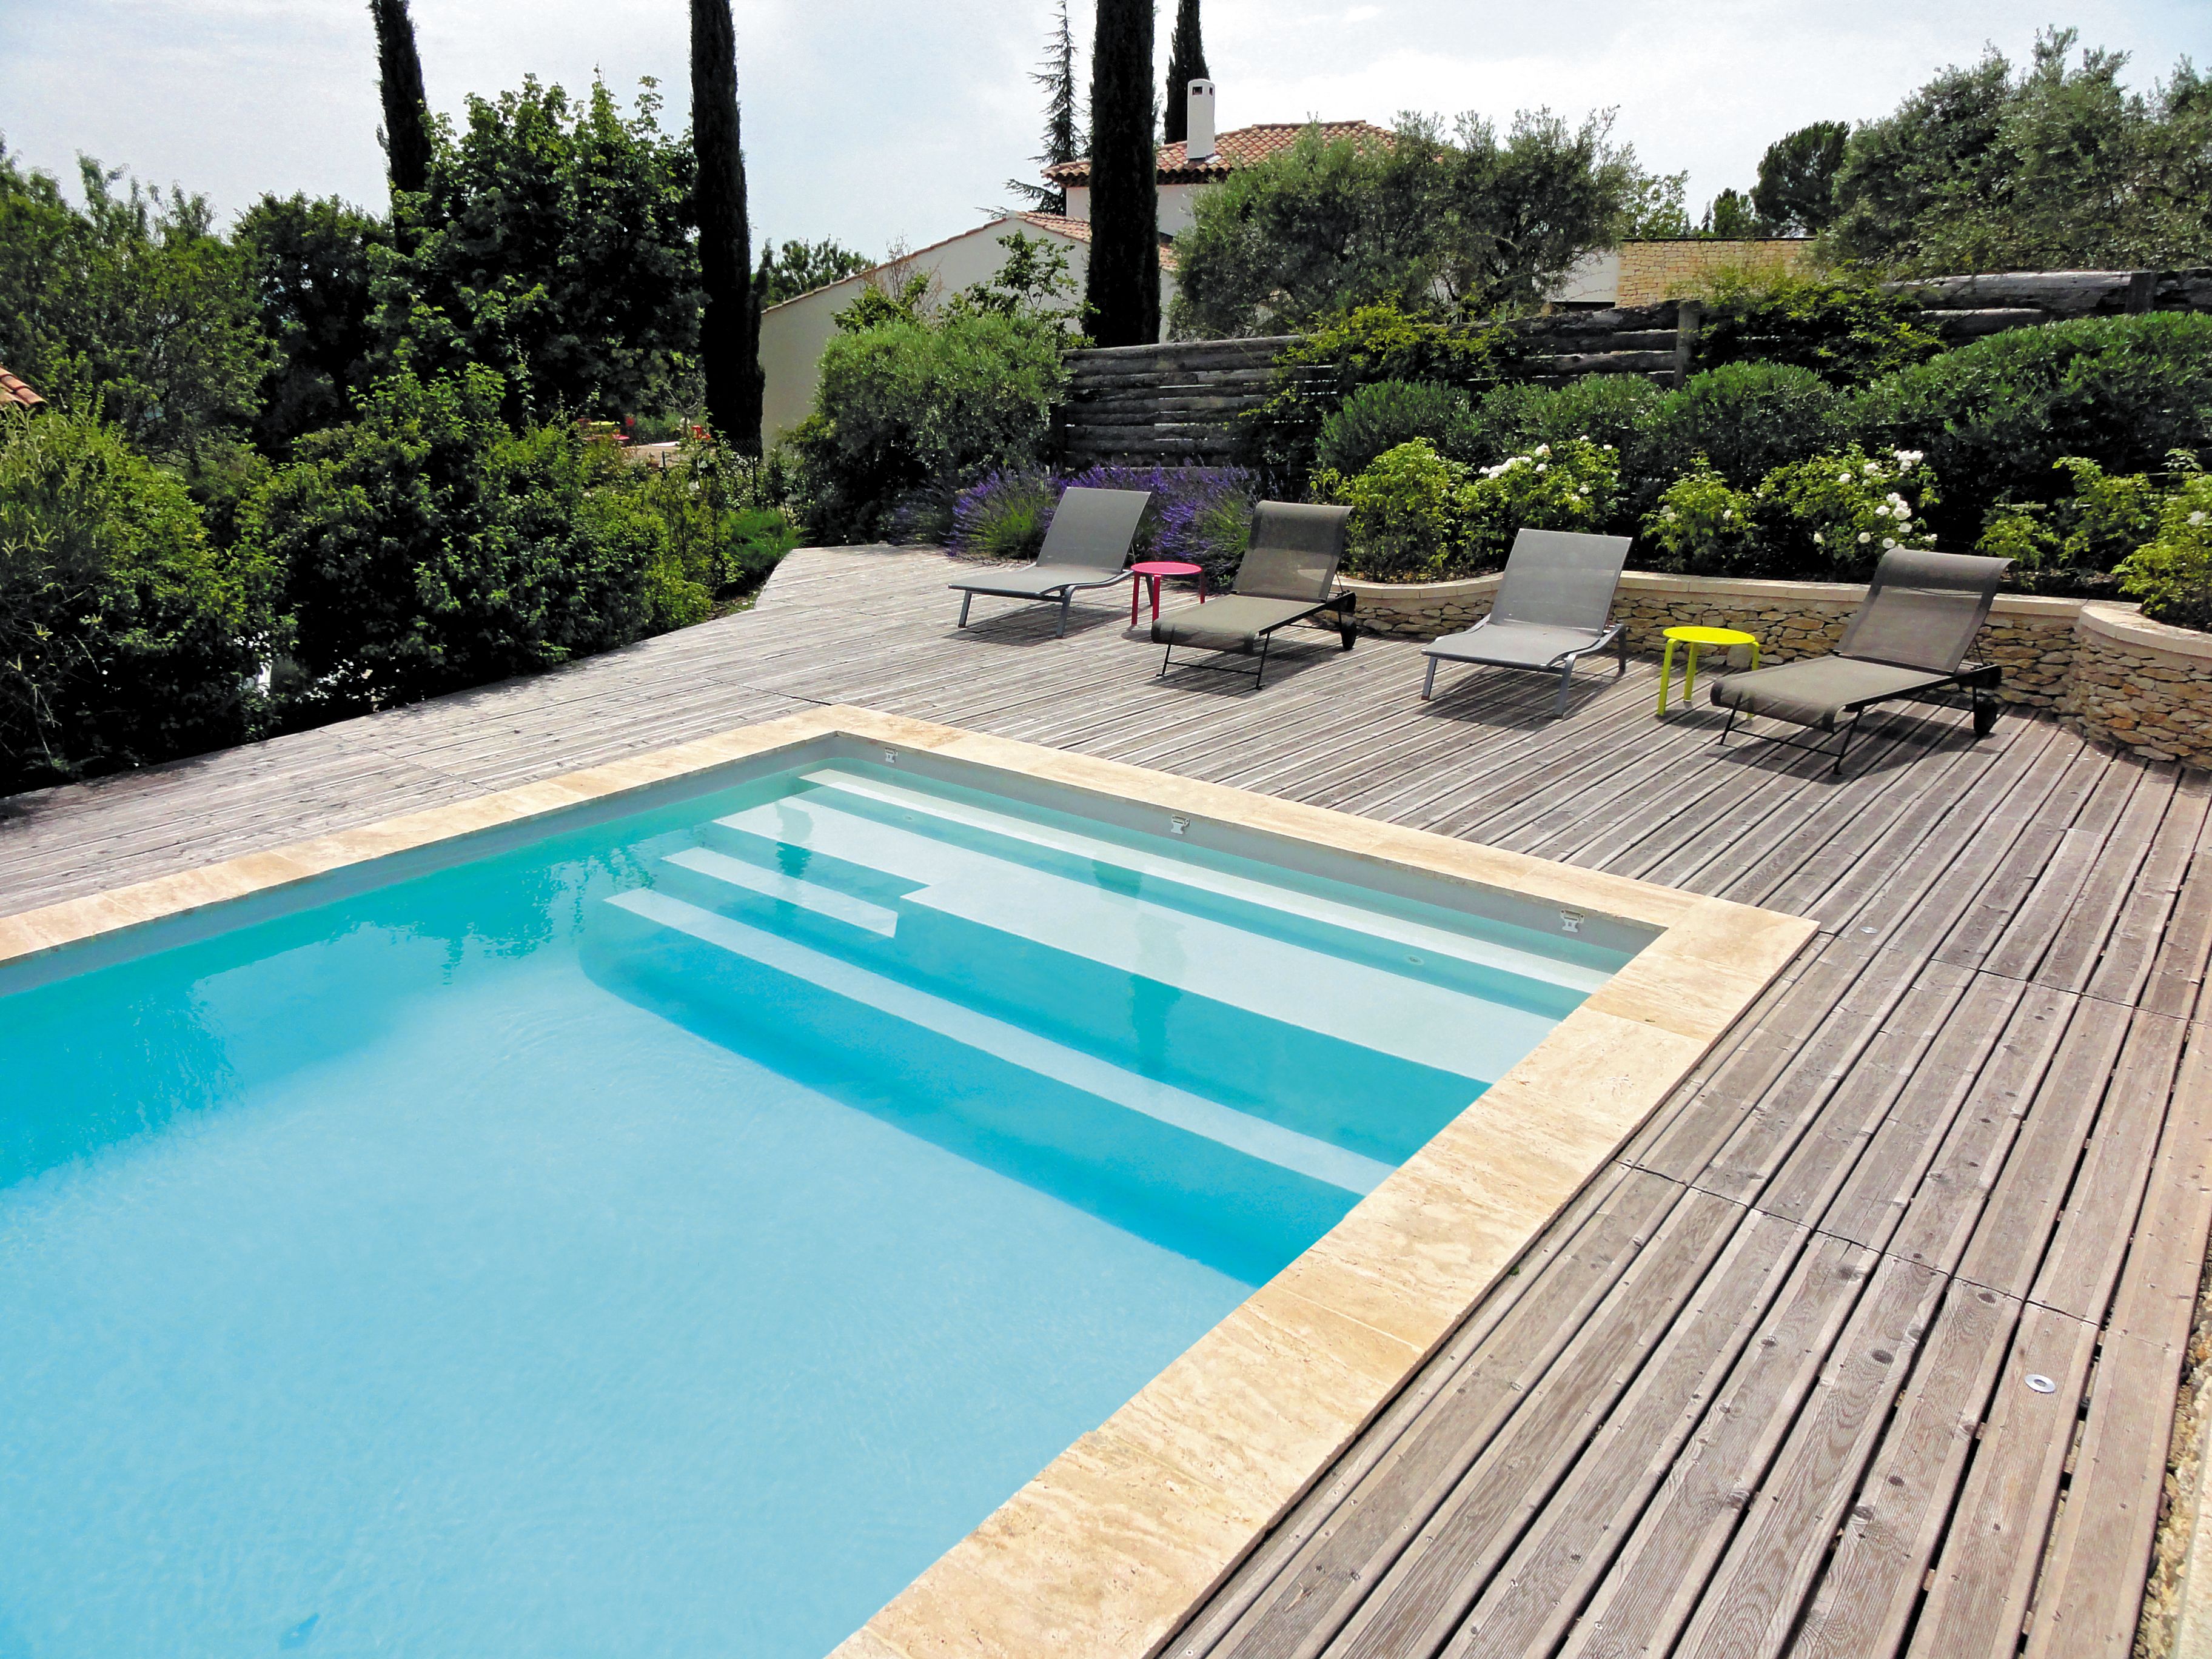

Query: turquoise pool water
[[0, 751, 1634, 1659]]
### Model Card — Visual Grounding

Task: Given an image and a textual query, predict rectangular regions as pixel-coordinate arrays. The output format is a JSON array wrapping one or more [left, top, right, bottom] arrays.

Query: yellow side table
[[1658, 625, 1760, 715]]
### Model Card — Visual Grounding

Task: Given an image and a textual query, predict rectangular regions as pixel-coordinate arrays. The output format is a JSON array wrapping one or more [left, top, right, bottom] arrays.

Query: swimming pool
[[0, 712, 1803, 1659]]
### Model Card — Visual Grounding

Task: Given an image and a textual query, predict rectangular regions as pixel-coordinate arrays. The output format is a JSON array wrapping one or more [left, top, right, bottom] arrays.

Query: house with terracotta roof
[[757, 87, 1382, 442], [0, 366, 46, 413]]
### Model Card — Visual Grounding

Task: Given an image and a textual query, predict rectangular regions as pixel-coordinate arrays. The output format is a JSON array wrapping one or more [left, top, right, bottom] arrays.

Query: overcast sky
[[2, 1, 2202, 256]]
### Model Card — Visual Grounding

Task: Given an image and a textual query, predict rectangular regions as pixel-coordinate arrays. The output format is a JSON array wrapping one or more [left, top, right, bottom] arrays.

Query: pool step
[[607, 888, 1393, 1197], [799, 766, 1611, 996], [659, 846, 899, 937], [702, 795, 1558, 1084]]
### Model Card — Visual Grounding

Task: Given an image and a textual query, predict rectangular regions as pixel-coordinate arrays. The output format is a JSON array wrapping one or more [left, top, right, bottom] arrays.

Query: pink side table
[[1129, 560, 1207, 625]]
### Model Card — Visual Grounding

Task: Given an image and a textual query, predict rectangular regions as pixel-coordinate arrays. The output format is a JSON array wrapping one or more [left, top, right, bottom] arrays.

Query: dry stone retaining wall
[[1336, 571, 2212, 763]]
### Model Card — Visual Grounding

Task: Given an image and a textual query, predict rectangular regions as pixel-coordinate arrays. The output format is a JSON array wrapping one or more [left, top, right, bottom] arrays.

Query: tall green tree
[[1828, 30, 2212, 272], [1702, 186, 1761, 237], [1752, 121, 1848, 233], [1170, 112, 1667, 337], [368, 0, 435, 199], [1087, 0, 1161, 347], [756, 238, 874, 306], [0, 146, 265, 462], [690, 0, 763, 451], [1162, 0, 1208, 145], [374, 76, 700, 424], [235, 194, 388, 452], [1007, 0, 1082, 214]]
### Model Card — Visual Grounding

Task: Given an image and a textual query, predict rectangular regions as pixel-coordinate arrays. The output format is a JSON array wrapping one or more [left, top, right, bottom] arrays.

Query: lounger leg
[[1056, 592, 1072, 638], [1421, 657, 1438, 700], [1832, 711, 1864, 775], [1158, 645, 1173, 679], [1255, 633, 1273, 691], [958, 592, 973, 628], [1554, 661, 1574, 719], [1615, 630, 1627, 675], [1972, 693, 1999, 739], [1717, 706, 1737, 747]]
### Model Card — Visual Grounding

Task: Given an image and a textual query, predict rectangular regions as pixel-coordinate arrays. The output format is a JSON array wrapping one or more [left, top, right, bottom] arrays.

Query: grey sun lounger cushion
[[1421, 529, 1633, 716], [1709, 548, 2012, 768], [950, 486, 1151, 634], [1151, 501, 1355, 686]]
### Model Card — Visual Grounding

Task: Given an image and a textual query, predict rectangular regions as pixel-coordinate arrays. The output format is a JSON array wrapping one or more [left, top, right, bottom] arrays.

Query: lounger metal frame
[[1156, 594, 1359, 690], [1420, 622, 1629, 717], [955, 571, 1132, 638], [1715, 661, 2003, 774]]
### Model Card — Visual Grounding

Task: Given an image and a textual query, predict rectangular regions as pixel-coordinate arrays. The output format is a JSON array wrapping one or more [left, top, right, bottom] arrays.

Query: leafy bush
[[1248, 302, 1523, 488], [582, 441, 797, 629], [788, 310, 1068, 542], [1642, 463, 1763, 576], [1322, 440, 1472, 581], [1472, 375, 1663, 473], [2117, 471, 2212, 629], [1626, 362, 1842, 512], [1315, 380, 1481, 474], [1643, 444, 1938, 580], [0, 407, 275, 791], [1692, 267, 1945, 386], [1977, 455, 2177, 594], [1464, 439, 1622, 566], [244, 367, 660, 715], [1323, 437, 1617, 580], [1849, 313, 2212, 541]]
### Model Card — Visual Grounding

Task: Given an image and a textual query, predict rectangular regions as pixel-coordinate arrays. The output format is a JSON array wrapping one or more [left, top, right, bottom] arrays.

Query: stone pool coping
[[0, 703, 1817, 1659]]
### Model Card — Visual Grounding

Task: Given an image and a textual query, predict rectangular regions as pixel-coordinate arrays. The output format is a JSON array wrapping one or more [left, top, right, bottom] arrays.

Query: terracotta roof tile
[[0, 366, 44, 411], [1046, 120, 1392, 186]]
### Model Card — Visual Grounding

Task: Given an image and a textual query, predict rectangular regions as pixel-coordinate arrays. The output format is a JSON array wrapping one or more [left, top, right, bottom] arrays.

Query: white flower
[[1883, 537, 1897, 549], [1812, 531, 1825, 546], [1535, 444, 1550, 457], [1576, 484, 1590, 495], [1894, 448, 1924, 468], [1723, 509, 1735, 520], [1578, 433, 1590, 443], [1857, 531, 1872, 544], [1535, 463, 1548, 472], [1885, 492, 1905, 504], [1838, 473, 1854, 484], [1892, 503, 1912, 519], [1661, 506, 1678, 521], [1865, 461, 1881, 474], [2193, 511, 2208, 526]]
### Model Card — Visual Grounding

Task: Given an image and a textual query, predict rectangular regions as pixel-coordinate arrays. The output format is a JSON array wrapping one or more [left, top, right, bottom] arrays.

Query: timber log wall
[[1057, 265, 2212, 468]]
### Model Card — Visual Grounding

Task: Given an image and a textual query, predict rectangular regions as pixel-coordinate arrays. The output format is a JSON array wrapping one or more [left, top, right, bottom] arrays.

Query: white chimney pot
[[1185, 80, 1218, 163]]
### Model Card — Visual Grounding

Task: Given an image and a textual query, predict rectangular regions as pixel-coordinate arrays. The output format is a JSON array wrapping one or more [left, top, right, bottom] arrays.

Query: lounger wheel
[[1339, 616, 1358, 651]]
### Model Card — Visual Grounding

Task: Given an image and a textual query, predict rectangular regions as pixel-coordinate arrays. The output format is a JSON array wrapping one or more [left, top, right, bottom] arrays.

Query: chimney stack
[[1185, 80, 1217, 163]]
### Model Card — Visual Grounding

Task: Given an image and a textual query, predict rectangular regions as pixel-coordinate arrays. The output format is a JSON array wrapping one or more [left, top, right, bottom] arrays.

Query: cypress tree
[[1085, 0, 1160, 347], [1007, 0, 1081, 215], [690, 0, 763, 452], [1162, 0, 1208, 146], [369, 0, 434, 199]]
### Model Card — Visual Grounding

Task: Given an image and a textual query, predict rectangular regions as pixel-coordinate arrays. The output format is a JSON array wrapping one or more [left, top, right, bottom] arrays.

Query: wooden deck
[[7, 544, 2211, 1657]]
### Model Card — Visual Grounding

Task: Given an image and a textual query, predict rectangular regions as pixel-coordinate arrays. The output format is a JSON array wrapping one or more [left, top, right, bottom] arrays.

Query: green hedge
[[0, 407, 275, 791]]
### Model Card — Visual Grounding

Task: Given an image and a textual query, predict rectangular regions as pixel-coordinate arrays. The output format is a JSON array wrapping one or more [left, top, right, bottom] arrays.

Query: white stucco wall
[[1058, 179, 1203, 235]]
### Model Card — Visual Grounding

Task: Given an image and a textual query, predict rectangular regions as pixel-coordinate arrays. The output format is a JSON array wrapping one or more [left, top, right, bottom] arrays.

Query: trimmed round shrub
[[1315, 380, 1481, 475], [1326, 440, 1473, 581], [1849, 313, 2212, 543], [1472, 374, 1663, 474], [1624, 362, 1843, 513], [0, 407, 274, 792], [1463, 438, 1621, 566]]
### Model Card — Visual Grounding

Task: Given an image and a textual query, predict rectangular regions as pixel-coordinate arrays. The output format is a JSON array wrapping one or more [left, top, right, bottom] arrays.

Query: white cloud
[[0, 0, 2200, 256]]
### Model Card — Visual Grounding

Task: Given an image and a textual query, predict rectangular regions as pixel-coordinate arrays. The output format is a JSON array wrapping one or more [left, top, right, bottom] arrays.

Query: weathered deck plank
[[5, 545, 2208, 1659]]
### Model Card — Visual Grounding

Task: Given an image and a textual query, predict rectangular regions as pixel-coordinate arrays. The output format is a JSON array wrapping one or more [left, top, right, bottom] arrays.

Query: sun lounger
[[1151, 503, 1355, 689], [949, 486, 1151, 637], [1709, 548, 2010, 772], [1420, 529, 1632, 717]]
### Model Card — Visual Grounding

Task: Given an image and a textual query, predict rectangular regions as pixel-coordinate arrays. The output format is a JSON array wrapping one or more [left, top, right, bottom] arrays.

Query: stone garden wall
[[1336, 571, 2212, 767]]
